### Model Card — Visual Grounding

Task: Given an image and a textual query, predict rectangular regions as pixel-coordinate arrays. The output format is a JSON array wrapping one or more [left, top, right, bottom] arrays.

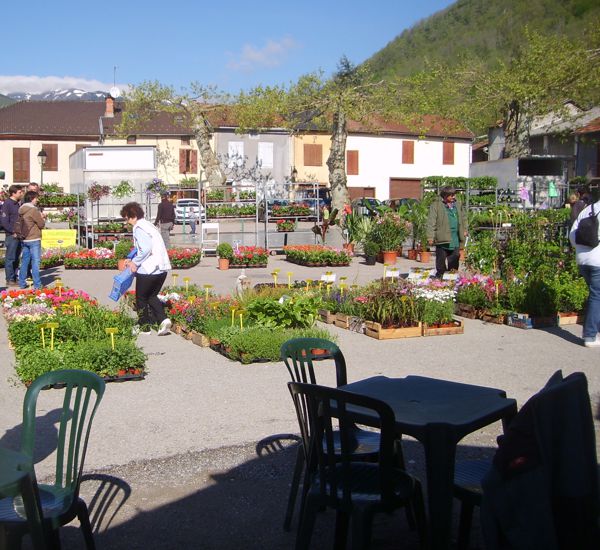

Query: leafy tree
[[119, 81, 227, 187]]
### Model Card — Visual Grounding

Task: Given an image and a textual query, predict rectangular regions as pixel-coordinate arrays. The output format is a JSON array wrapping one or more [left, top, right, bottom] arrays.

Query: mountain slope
[[7, 89, 107, 102], [367, 0, 600, 79]]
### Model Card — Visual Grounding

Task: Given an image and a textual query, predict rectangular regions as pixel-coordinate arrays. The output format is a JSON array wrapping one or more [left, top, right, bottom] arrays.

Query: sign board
[[384, 268, 400, 278], [442, 272, 458, 281], [42, 229, 77, 249], [407, 267, 435, 280], [320, 272, 336, 283]]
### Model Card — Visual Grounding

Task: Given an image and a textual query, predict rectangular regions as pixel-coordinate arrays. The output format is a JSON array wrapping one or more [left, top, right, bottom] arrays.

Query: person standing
[[569, 197, 600, 347], [0, 185, 24, 286], [121, 202, 172, 336], [426, 186, 467, 278], [570, 185, 592, 225], [154, 193, 175, 247], [18, 191, 46, 290]]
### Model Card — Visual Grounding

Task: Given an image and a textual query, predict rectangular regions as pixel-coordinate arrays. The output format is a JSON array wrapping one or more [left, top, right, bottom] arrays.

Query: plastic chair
[[0, 369, 106, 549], [280, 338, 382, 531], [200, 222, 220, 253], [288, 382, 427, 550]]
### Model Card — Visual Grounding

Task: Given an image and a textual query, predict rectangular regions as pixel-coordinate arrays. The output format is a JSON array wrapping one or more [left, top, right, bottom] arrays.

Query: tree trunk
[[326, 110, 350, 212], [194, 117, 226, 187], [503, 100, 531, 158]]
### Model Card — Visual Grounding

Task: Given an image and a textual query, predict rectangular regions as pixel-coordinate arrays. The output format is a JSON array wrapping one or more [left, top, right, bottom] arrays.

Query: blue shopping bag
[[109, 267, 135, 302]]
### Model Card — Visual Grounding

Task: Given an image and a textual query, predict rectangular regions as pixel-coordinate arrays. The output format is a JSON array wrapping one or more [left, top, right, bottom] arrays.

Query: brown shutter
[[304, 143, 323, 166], [13, 148, 30, 183], [179, 149, 187, 173], [402, 140, 414, 164], [443, 141, 455, 165], [42, 144, 58, 171], [346, 150, 359, 175], [190, 150, 198, 173]]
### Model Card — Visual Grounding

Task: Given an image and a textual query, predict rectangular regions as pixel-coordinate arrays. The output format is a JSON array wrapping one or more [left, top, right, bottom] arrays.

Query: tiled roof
[[575, 117, 600, 134], [346, 114, 473, 139]]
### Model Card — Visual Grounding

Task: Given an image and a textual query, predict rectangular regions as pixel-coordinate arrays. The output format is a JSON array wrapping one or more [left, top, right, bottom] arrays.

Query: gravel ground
[[2, 251, 599, 549]]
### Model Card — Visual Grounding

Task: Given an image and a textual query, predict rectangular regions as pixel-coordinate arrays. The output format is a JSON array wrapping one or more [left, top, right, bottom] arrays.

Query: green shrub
[[114, 239, 134, 259], [216, 242, 233, 259], [246, 295, 320, 329]]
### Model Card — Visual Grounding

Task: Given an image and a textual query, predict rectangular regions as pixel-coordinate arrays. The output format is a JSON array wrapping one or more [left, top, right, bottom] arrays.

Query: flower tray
[[481, 311, 507, 325], [188, 330, 210, 347], [229, 264, 267, 269], [334, 313, 364, 332], [169, 262, 200, 269], [506, 312, 557, 330], [103, 372, 145, 383], [455, 303, 481, 319], [556, 312, 584, 326], [318, 309, 336, 324], [422, 318, 464, 337], [365, 321, 422, 340]]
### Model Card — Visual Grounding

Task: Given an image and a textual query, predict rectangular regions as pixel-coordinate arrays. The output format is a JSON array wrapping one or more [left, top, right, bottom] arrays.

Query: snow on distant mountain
[[7, 88, 108, 101]]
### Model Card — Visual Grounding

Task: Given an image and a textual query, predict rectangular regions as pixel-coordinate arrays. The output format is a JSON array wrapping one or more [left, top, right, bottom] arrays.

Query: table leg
[[18, 472, 48, 550], [423, 426, 457, 550]]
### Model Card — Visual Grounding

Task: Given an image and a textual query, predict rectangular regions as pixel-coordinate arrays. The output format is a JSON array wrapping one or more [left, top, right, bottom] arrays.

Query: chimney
[[104, 95, 114, 118]]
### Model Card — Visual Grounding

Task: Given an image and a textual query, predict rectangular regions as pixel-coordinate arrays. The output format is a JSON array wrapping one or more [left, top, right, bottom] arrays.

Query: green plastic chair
[[0, 369, 106, 549]]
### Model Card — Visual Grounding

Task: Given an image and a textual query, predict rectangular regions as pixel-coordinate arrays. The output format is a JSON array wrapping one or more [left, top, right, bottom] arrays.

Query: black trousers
[[135, 272, 167, 327], [435, 247, 460, 277]]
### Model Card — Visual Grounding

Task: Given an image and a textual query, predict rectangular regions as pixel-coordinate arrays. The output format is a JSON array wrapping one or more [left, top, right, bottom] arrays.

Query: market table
[[339, 375, 517, 550], [0, 447, 47, 550]]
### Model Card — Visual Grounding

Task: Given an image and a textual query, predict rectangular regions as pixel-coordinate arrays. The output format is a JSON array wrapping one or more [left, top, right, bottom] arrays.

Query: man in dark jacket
[[570, 185, 592, 225], [0, 184, 24, 286], [154, 193, 175, 247]]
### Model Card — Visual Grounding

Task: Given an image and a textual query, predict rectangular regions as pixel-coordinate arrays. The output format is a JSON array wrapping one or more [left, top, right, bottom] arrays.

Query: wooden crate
[[334, 313, 364, 333], [455, 303, 480, 319], [422, 319, 464, 337], [481, 312, 507, 325], [364, 321, 422, 340], [556, 313, 584, 326], [189, 331, 210, 347], [506, 313, 556, 330], [318, 309, 336, 324]]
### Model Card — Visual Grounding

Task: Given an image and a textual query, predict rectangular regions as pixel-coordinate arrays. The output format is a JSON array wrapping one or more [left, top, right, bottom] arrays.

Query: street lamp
[[291, 166, 298, 183], [37, 149, 47, 186]]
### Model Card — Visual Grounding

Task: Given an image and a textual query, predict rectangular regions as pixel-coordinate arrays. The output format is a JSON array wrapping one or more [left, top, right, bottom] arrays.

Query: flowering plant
[[167, 248, 201, 268], [146, 178, 168, 197], [368, 212, 411, 251], [276, 219, 296, 232], [4, 303, 57, 322], [87, 182, 111, 202], [284, 245, 350, 266], [231, 246, 269, 266]]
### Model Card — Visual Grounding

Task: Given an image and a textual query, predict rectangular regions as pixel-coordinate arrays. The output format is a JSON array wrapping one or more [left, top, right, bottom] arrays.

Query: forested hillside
[[367, 0, 600, 79]]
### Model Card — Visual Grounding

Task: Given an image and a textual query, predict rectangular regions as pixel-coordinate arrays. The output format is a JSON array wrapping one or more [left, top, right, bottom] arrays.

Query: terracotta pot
[[419, 251, 432, 263], [117, 259, 128, 271], [342, 242, 355, 256], [218, 258, 230, 270], [382, 250, 397, 265], [407, 249, 418, 261]]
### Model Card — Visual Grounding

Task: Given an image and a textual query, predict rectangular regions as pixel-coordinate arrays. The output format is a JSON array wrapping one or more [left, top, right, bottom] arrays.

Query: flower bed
[[1, 287, 145, 384], [230, 246, 269, 268], [168, 248, 202, 269], [64, 248, 117, 269], [284, 245, 350, 267]]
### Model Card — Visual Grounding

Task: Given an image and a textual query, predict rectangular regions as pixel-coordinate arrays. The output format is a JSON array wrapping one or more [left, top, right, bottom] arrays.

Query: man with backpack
[[0, 184, 24, 287], [17, 190, 46, 290]]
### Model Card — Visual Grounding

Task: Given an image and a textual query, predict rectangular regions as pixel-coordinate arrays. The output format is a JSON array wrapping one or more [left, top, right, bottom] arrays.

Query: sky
[[1, 0, 454, 96]]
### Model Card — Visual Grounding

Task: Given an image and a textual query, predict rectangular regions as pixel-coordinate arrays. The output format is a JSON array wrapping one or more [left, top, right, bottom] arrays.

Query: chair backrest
[[280, 338, 347, 387], [288, 381, 397, 508], [21, 369, 106, 498]]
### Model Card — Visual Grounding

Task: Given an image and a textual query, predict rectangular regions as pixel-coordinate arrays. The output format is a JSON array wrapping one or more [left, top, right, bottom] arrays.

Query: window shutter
[[443, 141, 455, 165], [402, 141, 414, 164], [179, 149, 187, 173], [42, 144, 58, 171], [304, 143, 322, 166], [13, 148, 30, 183], [346, 150, 359, 175], [190, 150, 198, 173]]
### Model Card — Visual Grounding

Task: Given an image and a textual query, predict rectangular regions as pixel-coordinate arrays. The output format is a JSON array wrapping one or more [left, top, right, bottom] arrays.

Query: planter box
[[364, 321, 422, 340], [229, 264, 267, 269], [334, 313, 364, 332], [318, 309, 336, 324], [103, 372, 145, 383], [556, 312, 584, 326], [506, 312, 557, 330], [455, 303, 481, 319], [189, 330, 210, 347], [422, 318, 464, 337], [481, 311, 507, 325]]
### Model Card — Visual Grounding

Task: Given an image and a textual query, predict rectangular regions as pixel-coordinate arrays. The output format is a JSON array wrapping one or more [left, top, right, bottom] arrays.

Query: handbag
[[575, 202, 600, 248]]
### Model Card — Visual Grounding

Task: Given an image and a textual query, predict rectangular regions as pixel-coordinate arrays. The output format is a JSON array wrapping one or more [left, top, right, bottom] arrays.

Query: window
[[443, 141, 455, 165], [304, 143, 322, 166], [41, 144, 58, 171], [402, 140, 414, 164], [179, 149, 198, 174], [127, 136, 137, 144], [258, 142, 274, 169], [346, 150, 359, 175], [13, 148, 30, 183]]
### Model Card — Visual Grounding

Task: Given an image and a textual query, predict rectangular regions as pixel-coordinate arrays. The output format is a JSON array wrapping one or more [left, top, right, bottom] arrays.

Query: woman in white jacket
[[121, 202, 172, 336]]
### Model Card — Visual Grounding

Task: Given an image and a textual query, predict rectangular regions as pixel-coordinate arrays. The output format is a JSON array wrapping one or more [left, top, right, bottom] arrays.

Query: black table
[[340, 375, 517, 550], [0, 447, 47, 550]]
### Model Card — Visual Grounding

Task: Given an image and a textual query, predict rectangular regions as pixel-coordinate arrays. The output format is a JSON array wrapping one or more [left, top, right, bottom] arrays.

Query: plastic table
[[340, 375, 517, 550]]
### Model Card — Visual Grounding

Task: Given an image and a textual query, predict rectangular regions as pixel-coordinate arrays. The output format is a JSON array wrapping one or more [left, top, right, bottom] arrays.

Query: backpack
[[575, 202, 600, 248]]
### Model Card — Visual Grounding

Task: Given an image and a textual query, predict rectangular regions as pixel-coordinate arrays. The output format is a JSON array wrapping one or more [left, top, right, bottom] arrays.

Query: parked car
[[351, 197, 382, 217], [383, 198, 420, 210], [175, 198, 206, 224]]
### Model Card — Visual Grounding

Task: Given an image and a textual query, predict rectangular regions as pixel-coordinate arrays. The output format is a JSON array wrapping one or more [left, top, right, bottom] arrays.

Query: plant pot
[[218, 258, 230, 270], [364, 255, 377, 266], [342, 243, 355, 256], [117, 259, 128, 271], [419, 251, 432, 263], [382, 251, 397, 265], [407, 249, 418, 261]]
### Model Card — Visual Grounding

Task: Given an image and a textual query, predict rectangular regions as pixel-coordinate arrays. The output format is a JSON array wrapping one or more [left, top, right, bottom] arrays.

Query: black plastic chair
[[0, 370, 105, 549], [288, 381, 427, 550], [453, 371, 600, 550], [280, 338, 382, 531]]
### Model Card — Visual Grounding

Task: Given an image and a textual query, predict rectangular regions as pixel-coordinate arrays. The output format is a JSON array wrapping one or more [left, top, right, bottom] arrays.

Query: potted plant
[[367, 212, 410, 265], [112, 180, 135, 200], [363, 241, 379, 266], [114, 239, 134, 271], [216, 242, 233, 270]]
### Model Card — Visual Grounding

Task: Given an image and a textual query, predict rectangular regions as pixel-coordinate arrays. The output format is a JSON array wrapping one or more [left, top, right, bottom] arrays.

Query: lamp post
[[37, 149, 47, 186]]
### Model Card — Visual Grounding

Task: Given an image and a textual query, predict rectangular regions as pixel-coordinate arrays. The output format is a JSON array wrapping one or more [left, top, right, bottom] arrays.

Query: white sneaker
[[157, 318, 172, 336], [583, 335, 600, 348]]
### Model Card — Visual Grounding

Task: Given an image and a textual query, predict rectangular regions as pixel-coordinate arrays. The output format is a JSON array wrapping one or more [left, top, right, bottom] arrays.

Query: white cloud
[[0, 75, 127, 95], [227, 36, 298, 72]]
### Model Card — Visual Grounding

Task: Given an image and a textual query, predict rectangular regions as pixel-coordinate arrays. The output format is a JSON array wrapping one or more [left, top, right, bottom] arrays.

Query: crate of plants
[[276, 219, 297, 232], [167, 248, 202, 269], [0, 286, 146, 385], [230, 246, 269, 268], [271, 203, 312, 218], [94, 221, 129, 234], [40, 248, 66, 269], [413, 282, 464, 337], [38, 193, 80, 207], [64, 248, 117, 269], [284, 245, 350, 267]]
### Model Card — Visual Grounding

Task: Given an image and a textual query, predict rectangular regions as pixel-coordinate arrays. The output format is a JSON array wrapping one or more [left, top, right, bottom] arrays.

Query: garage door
[[347, 186, 376, 200], [389, 178, 421, 199]]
